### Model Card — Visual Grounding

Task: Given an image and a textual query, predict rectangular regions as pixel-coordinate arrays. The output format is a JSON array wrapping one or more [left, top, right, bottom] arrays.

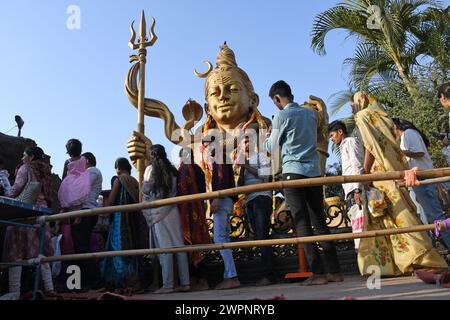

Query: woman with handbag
[[1, 147, 55, 300]]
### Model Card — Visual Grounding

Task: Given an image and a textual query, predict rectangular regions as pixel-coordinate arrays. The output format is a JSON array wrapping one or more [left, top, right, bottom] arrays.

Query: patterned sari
[[100, 174, 148, 289], [355, 101, 448, 276], [3, 162, 54, 262], [177, 163, 210, 267]]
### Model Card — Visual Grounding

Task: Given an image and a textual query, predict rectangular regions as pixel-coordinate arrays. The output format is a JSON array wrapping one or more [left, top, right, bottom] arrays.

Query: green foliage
[[378, 66, 449, 167], [314, 1, 449, 168], [325, 162, 345, 198], [311, 0, 448, 96]]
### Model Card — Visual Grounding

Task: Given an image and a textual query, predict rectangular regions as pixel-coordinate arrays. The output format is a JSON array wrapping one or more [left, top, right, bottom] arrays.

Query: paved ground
[[138, 275, 450, 300]]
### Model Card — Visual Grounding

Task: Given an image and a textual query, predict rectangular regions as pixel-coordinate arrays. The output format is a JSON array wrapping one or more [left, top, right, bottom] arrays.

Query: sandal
[[176, 285, 191, 292], [153, 287, 175, 294], [301, 275, 328, 286]]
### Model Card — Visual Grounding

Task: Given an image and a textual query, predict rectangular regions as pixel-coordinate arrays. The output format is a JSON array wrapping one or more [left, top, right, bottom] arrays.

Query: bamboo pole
[[398, 176, 450, 188], [28, 223, 436, 265], [40, 167, 450, 223]]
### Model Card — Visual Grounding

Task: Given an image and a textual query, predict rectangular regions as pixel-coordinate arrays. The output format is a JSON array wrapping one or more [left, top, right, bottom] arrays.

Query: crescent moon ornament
[[194, 60, 213, 78]]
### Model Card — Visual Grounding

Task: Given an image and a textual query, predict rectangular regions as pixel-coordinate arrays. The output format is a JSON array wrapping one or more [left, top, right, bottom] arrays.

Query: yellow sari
[[355, 101, 447, 276]]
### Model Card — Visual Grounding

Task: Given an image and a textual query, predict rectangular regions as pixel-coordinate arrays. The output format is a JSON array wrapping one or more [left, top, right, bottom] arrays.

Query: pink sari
[[58, 157, 91, 209]]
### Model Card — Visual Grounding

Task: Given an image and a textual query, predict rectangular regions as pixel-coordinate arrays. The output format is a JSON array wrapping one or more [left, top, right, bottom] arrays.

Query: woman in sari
[[178, 147, 211, 291], [1, 147, 54, 300], [142, 145, 190, 294], [100, 158, 148, 293], [352, 92, 448, 276]]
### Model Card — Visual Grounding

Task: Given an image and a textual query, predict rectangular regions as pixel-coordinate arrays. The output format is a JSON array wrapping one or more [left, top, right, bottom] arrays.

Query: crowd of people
[[0, 81, 450, 299], [328, 83, 450, 277]]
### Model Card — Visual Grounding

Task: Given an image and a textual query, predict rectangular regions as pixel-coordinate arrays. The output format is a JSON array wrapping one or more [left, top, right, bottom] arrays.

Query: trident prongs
[[128, 21, 138, 50], [139, 10, 148, 43], [148, 17, 158, 47], [128, 10, 158, 51]]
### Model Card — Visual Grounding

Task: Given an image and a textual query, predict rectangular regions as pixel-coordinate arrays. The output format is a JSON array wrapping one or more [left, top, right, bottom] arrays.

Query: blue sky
[[0, 0, 361, 188]]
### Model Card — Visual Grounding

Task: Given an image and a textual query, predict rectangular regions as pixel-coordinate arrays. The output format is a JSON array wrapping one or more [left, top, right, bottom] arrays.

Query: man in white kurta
[[328, 120, 365, 249]]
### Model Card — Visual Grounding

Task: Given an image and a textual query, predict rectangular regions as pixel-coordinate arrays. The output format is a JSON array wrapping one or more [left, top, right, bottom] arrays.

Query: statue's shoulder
[[355, 107, 371, 119], [260, 115, 272, 127]]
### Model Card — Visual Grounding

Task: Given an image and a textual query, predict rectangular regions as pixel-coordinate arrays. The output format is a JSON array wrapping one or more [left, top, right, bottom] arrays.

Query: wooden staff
[[28, 223, 436, 264], [39, 167, 450, 223]]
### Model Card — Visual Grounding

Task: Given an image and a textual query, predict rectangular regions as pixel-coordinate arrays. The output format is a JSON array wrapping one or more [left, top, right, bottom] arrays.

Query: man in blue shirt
[[264, 80, 342, 286]]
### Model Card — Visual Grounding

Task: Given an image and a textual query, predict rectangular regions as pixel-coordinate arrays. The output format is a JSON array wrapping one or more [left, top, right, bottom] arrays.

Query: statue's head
[[351, 91, 370, 115], [197, 43, 259, 131]]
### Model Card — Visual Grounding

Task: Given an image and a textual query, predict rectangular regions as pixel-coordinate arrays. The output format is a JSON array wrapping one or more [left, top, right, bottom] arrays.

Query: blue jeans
[[246, 195, 275, 279], [213, 197, 237, 279], [413, 185, 450, 249]]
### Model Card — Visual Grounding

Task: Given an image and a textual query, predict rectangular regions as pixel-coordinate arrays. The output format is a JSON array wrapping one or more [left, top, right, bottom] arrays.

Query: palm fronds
[[311, 0, 447, 97]]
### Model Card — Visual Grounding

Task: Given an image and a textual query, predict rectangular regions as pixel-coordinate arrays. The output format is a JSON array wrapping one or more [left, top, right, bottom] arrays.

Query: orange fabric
[[178, 163, 211, 267]]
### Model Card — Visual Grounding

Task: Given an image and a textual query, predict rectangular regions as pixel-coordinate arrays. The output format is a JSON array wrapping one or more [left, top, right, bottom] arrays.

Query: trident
[[128, 10, 158, 187]]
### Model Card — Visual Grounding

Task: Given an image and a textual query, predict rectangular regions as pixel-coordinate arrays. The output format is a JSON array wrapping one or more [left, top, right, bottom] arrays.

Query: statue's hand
[[307, 95, 327, 114], [306, 95, 329, 154], [306, 95, 329, 126], [127, 131, 152, 169]]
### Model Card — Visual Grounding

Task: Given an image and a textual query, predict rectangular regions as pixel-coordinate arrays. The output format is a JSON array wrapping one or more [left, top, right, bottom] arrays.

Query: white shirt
[[400, 129, 433, 170], [244, 152, 272, 203], [0, 169, 11, 196], [340, 137, 364, 198], [83, 167, 103, 209], [445, 112, 450, 165]]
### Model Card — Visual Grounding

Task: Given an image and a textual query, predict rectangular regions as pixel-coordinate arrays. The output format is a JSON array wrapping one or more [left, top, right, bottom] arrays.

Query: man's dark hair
[[66, 139, 82, 157], [82, 152, 96, 167], [269, 80, 294, 101], [328, 120, 348, 135], [438, 82, 450, 99]]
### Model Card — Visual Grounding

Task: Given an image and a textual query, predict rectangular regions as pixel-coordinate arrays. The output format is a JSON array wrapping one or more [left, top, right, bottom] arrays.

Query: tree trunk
[[393, 59, 418, 98]]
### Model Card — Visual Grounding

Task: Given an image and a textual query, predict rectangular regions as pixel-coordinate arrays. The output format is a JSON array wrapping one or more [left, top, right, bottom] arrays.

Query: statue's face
[[206, 69, 253, 129]]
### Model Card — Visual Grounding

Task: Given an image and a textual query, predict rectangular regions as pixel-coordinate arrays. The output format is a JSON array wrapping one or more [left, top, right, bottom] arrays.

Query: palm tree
[[328, 89, 355, 116], [311, 0, 445, 97], [413, 6, 450, 81]]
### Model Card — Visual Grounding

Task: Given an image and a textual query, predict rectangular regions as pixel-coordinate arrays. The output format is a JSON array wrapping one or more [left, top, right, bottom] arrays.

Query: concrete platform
[[138, 275, 450, 300]]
